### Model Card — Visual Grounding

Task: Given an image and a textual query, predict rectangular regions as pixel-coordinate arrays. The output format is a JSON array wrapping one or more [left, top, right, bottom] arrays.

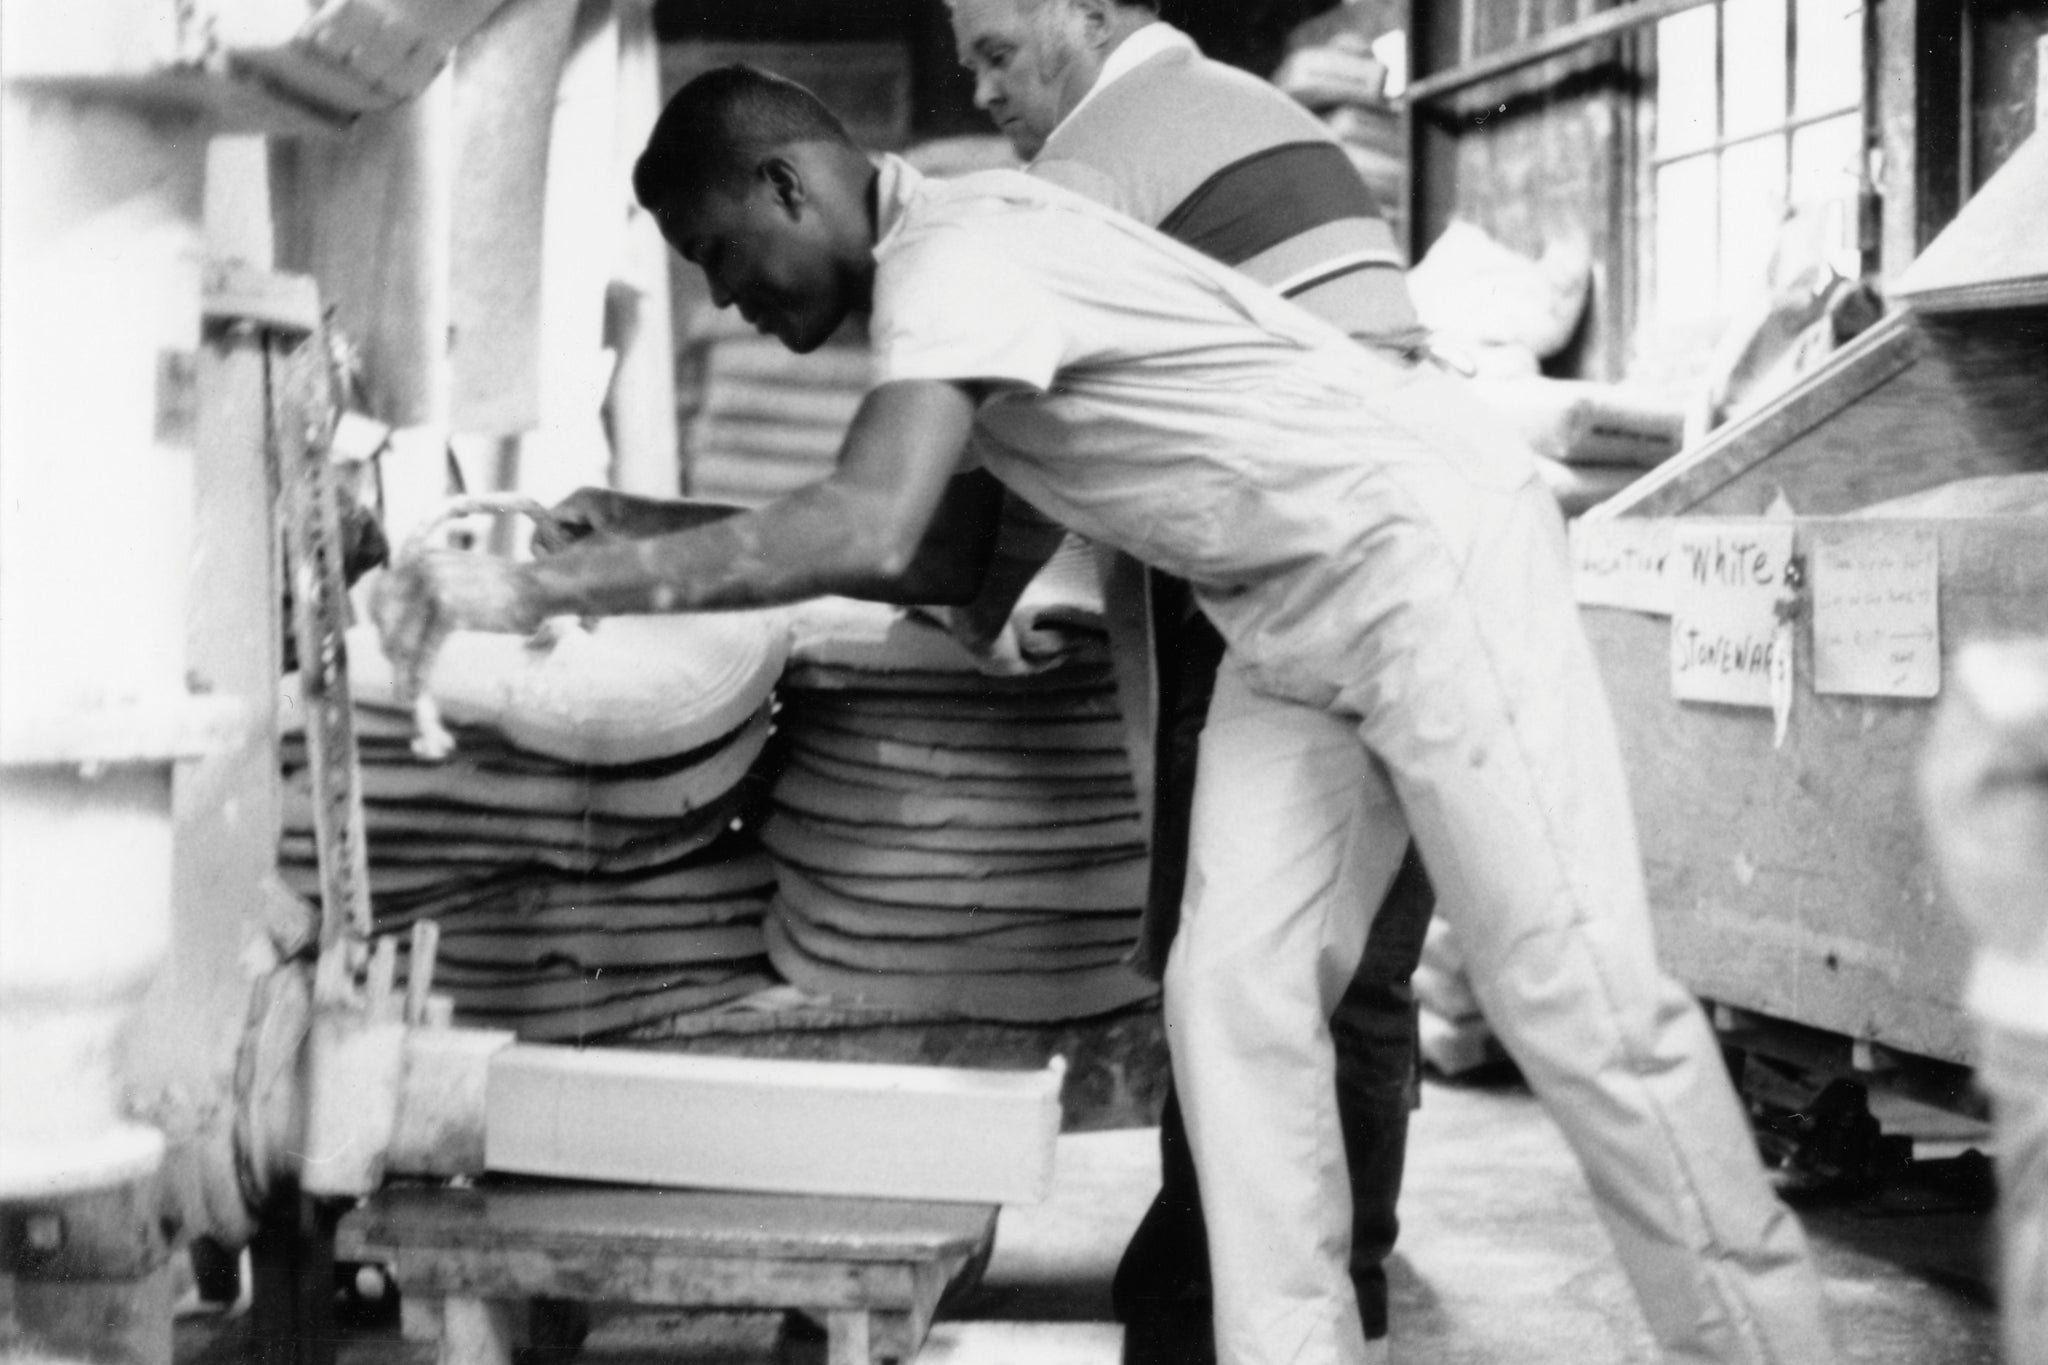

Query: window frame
[[1642, 0, 1872, 341]]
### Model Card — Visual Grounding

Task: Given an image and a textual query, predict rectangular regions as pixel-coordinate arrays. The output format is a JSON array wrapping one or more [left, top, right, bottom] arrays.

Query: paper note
[[1670, 523, 1796, 708], [1811, 525, 1941, 698], [1771, 618, 1795, 747], [1571, 519, 1675, 614]]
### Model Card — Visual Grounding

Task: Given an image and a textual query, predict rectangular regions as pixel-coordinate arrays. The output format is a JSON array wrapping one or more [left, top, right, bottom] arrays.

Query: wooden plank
[[362, 1244, 914, 1311], [344, 1185, 996, 1264], [1605, 312, 2048, 519], [1592, 313, 1920, 518], [203, 261, 321, 334], [636, 1003, 1170, 1133], [1892, 133, 2048, 313], [4, 71, 346, 137], [1405, 0, 1710, 103], [1582, 514, 2048, 1065], [484, 1046, 1063, 1203], [1877, 0, 1966, 283], [337, 1185, 993, 1349]]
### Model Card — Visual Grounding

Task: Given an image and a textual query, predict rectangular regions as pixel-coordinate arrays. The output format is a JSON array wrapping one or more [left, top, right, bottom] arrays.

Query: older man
[[377, 66, 1838, 1365], [943, 3, 1431, 1361]]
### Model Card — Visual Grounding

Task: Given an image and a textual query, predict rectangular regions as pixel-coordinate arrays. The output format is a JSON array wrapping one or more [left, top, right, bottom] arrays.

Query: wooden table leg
[[248, 1194, 340, 1365], [826, 1309, 873, 1365]]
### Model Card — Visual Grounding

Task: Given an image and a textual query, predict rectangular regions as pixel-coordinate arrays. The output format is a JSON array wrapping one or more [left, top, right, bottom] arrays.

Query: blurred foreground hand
[[1921, 638, 2048, 968]]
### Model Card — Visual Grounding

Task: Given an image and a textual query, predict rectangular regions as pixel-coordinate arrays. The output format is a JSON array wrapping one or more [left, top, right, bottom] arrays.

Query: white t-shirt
[[870, 157, 1531, 588]]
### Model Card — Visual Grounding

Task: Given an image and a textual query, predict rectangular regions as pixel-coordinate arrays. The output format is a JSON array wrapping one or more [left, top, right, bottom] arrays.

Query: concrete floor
[[946, 1069, 1999, 1364], [175, 1068, 2000, 1364]]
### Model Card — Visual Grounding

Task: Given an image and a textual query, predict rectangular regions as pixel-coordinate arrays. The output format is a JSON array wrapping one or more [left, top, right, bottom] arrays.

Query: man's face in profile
[[655, 169, 850, 355]]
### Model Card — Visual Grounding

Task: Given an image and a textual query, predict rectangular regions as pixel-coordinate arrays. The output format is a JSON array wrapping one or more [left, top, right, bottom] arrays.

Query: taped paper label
[[1670, 522, 1796, 709], [1812, 525, 1941, 698], [1771, 618, 1795, 747], [1571, 518, 1675, 614]]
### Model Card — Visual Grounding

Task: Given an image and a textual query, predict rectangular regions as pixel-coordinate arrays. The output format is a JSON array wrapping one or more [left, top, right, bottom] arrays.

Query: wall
[[654, 0, 1347, 139], [1967, 0, 2046, 193], [1410, 2, 1640, 380]]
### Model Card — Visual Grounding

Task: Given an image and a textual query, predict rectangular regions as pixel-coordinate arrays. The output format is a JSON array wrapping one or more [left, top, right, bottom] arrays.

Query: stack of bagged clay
[[1473, 376, 1682, 516], [683, 307, 872, 507], [280, 612, 789, 1042], [762, 547, 1159, 1023]]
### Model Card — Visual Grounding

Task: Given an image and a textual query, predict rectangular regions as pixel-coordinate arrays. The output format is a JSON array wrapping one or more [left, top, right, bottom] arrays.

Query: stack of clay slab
[[280, 613, 789, 1042], [762, 549, 1158, 1023]]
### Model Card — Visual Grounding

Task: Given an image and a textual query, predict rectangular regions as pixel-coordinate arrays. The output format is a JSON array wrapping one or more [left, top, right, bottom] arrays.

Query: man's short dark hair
[[632, 65, 857, 211]]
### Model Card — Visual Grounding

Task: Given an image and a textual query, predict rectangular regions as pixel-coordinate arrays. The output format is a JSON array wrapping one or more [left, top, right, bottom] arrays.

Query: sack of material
[[1474, 376, 1684, 470]]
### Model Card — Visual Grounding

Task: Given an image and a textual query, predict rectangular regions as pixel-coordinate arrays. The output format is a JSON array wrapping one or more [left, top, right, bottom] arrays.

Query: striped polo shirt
[[1029, 27, 1421, 346]]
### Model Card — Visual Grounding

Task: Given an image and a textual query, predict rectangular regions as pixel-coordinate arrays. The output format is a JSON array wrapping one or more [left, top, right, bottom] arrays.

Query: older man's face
[[952, 0, 1090, 159]]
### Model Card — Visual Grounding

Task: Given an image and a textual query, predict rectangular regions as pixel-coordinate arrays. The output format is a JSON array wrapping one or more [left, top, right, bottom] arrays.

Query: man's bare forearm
[[525, 479, 921, 616], [522, 380, 993, 618]]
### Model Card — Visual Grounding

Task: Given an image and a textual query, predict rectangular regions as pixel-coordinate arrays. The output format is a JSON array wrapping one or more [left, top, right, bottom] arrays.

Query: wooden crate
[[1583, 513, 2048, 1066]]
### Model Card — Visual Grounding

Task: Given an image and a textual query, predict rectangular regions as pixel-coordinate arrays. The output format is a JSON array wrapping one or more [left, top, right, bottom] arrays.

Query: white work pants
[[1166, 481, 1836, 1365]]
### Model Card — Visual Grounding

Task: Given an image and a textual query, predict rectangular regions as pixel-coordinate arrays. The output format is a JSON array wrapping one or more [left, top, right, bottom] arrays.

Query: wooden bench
[[335, 1181, 999, 1365]]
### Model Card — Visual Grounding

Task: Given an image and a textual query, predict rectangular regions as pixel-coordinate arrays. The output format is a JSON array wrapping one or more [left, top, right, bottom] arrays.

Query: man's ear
[[1070, 0, 1114, 48], [759, 156, 806, 218]]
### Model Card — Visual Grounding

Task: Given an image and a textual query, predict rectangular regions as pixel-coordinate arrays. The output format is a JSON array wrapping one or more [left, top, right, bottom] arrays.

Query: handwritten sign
[[1811, 525, 1941, 698], [1570, 519, 1675, 615], [1669, 523, 1795, 708]]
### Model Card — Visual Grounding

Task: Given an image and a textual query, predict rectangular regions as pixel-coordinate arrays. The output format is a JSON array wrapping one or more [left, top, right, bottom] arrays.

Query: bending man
[[376, 67, 1838, 1365], [942, 3, 1432, 1360]]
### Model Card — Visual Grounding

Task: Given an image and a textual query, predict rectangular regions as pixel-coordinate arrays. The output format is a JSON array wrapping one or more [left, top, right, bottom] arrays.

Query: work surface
[[180, 1072, 1997, 1365], [337, 1181, 999, 1365], [338, 1184, 998, 1266]]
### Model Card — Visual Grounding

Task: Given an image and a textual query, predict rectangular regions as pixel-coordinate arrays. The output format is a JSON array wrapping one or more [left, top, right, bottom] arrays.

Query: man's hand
[[371, 549, 545, 700], [911, 604, 1080, 677], [1923, 639, 2048, 963]]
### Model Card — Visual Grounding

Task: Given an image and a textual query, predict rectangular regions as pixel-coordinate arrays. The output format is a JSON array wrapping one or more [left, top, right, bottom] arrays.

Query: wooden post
[[1875, 0, 1965, 285], [247, 1194, 341, 1365]]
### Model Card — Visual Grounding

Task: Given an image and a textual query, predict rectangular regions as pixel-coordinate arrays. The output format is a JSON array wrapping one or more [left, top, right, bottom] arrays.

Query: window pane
[[1790, 113, 1863, 269], [1719, 135, 1788, 307], [1656, 5, 1719, 156], [1795, 0, 1863, 116], [1791, 113, 1862, 207], [1656, 156, 1720, 326], [1724, 0, 1790, 138]]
